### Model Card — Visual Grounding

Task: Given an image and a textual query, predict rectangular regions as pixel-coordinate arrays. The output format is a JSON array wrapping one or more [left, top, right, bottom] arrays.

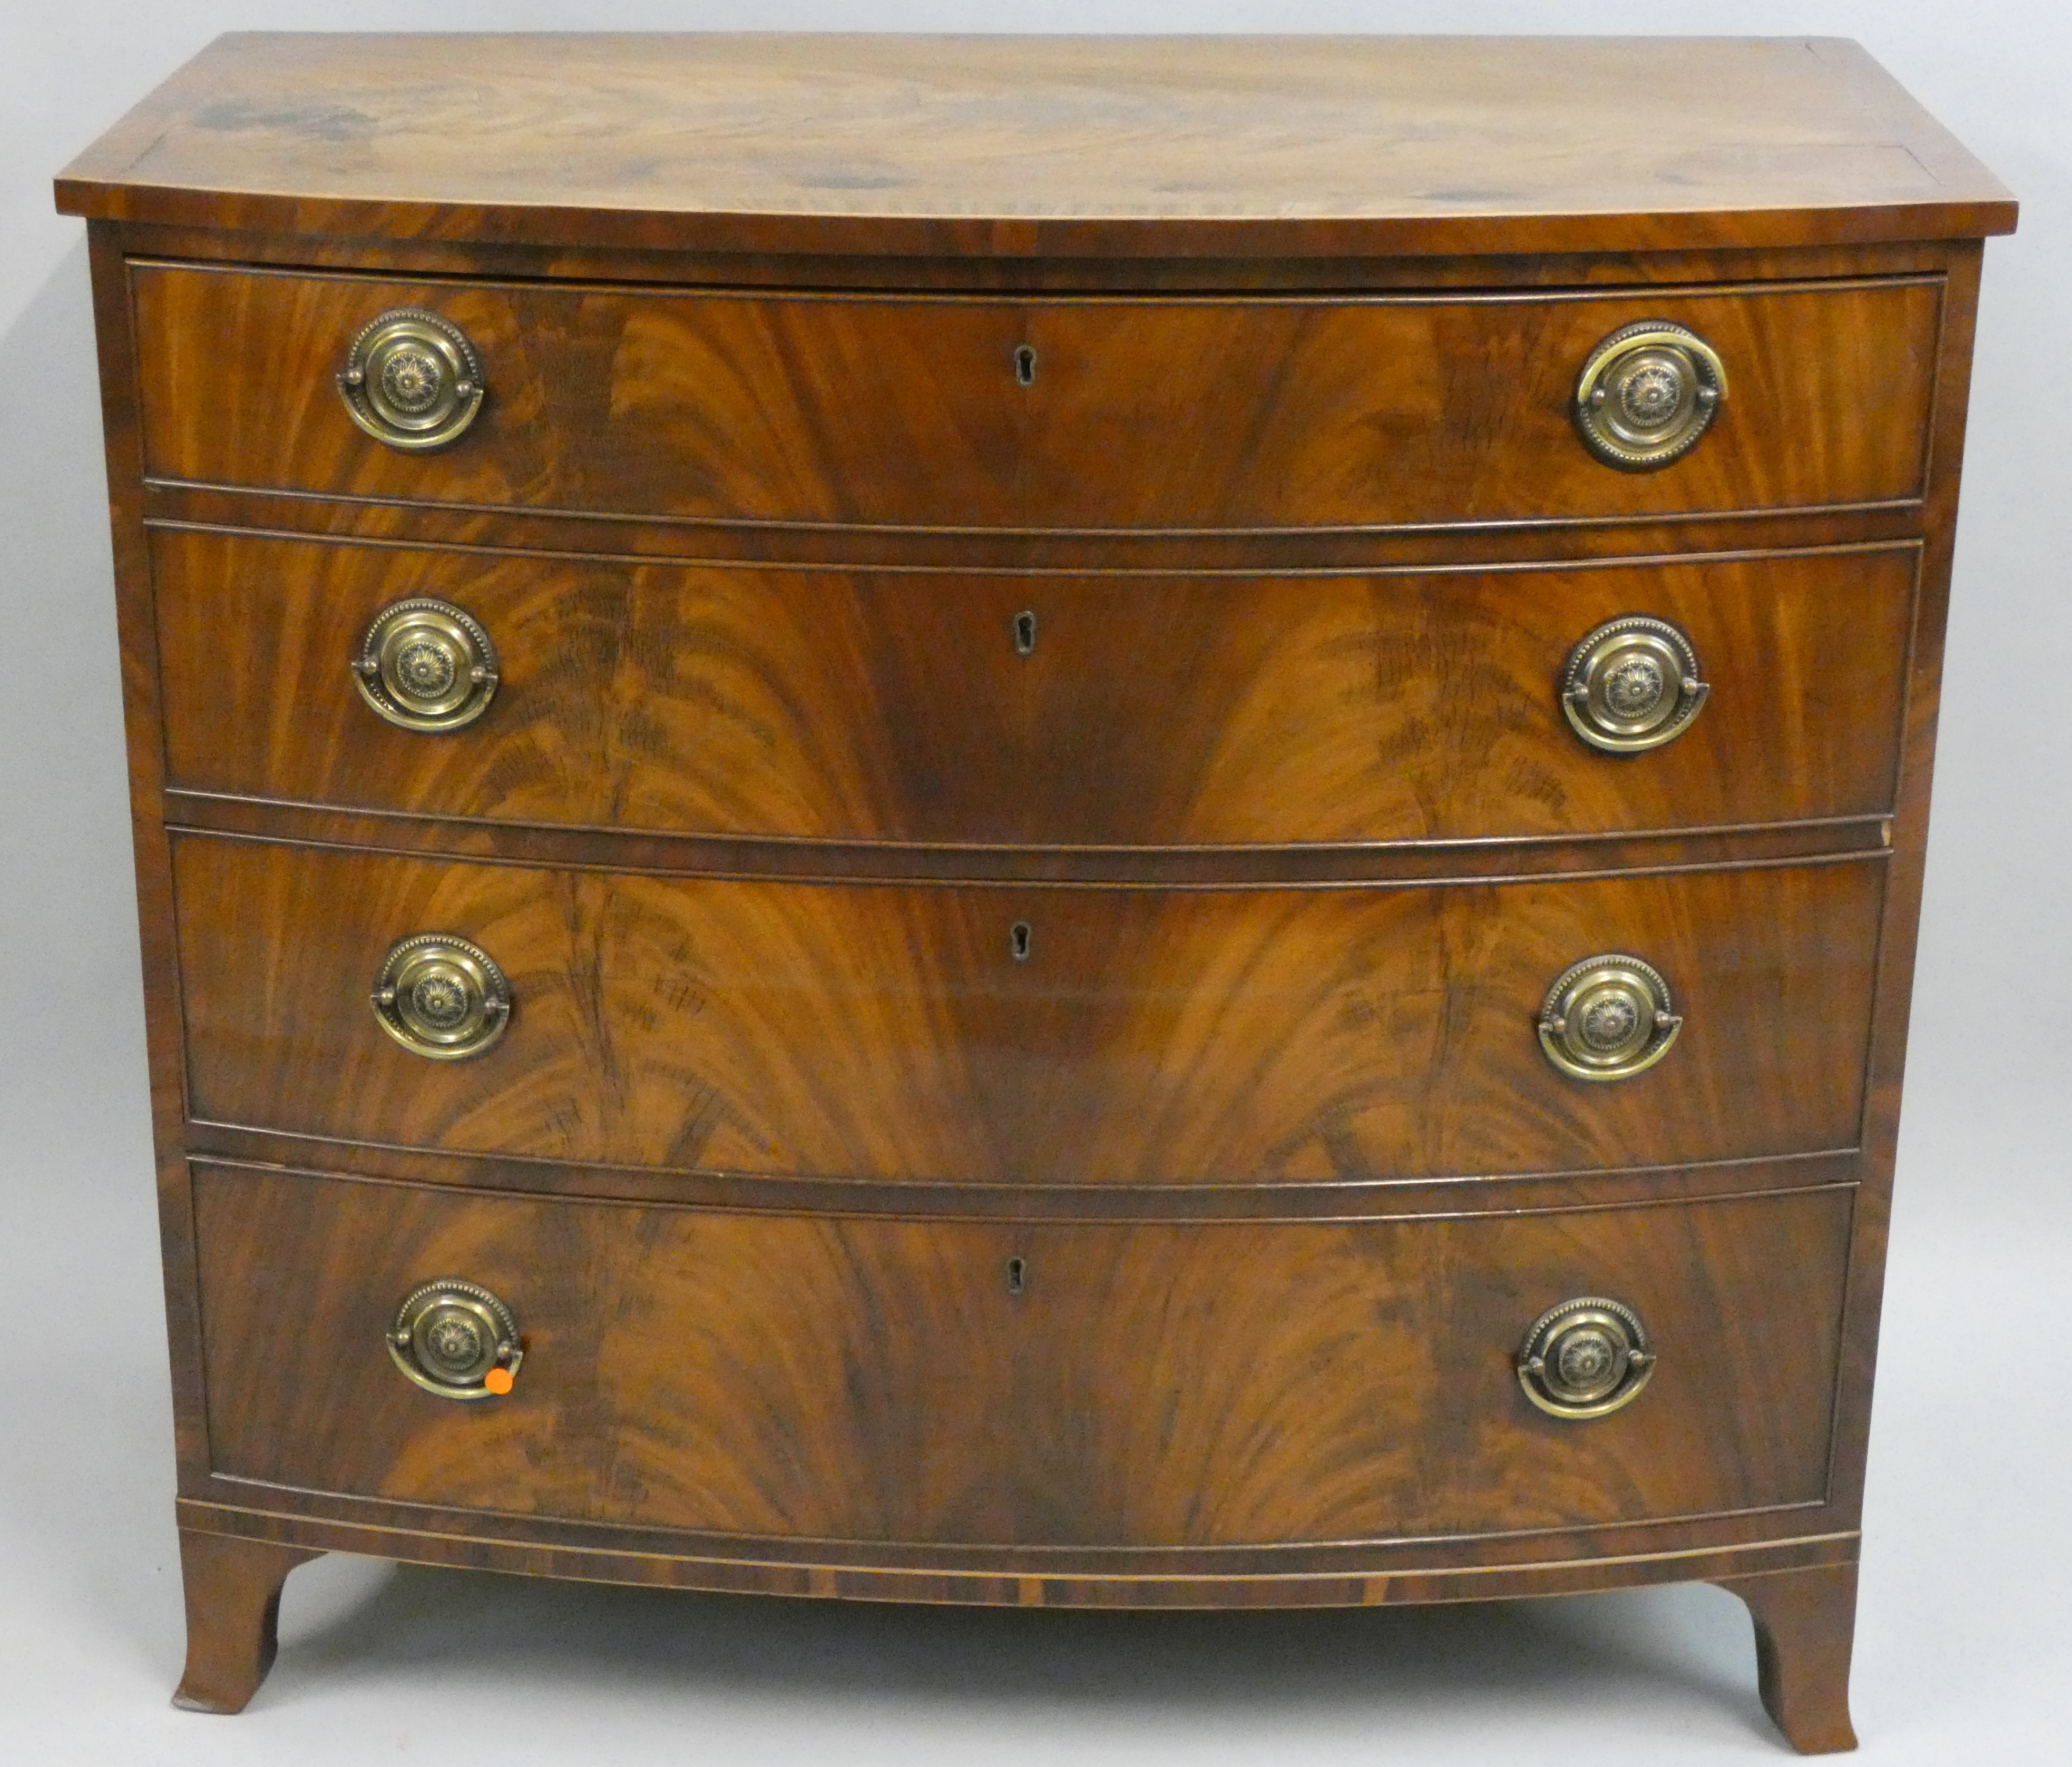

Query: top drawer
[[130, 265, 1942, 532]]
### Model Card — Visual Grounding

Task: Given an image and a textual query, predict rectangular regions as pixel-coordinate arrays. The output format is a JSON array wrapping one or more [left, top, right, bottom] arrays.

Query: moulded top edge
[[55, 34, 2017, 258]]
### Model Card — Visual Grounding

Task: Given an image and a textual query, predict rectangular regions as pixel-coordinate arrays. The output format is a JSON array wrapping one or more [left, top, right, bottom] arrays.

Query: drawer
[[192, 1163, 1852, 1546], [173, 838, 1884, 1181], [155, 531, 1915, 845], [132, 264, 1941, 530]]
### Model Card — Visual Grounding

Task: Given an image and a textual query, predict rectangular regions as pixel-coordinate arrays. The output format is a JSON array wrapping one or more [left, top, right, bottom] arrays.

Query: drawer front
[[133, 265, 1940, 530], [174, 839, 1883, 1181], [157, 531, 1915, 845], [192, 1163, 1852, 1546]]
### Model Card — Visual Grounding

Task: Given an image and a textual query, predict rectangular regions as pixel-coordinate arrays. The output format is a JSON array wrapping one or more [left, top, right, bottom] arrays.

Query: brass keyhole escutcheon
[[1010, 920, 1033, 962], [1537, 953, 1681, 1082], [1013, 609, 1038, 656], [1013, 343, 1037, 386], [1006, 1256, 1028, 1295], [1561, 615, 1707, 754], [338, 308, 486, 451], [1572, 320, 1726, 470], [372, 933, 513, 1061], [353, 597, 500, 733], [1517, 1296, 1655, 1419], [388, 1279, 523, 1400]]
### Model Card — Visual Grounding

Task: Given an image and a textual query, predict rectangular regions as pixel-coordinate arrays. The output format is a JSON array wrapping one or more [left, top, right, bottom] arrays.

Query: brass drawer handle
[[1573, 320, 1726, 470], [371, 934, 512, 1061], [338, 308, 485, 451], [389, 1279, 523, 1400], [1517, 1296, 1655, 1420], [353, 597, 500, 732], [1561, 615, 1708, 753], [1538, 953, 1682, 1082]]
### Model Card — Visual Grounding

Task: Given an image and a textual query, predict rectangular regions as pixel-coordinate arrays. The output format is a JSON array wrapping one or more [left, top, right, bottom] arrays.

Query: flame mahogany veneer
[[59, 31, 2014, 1750]]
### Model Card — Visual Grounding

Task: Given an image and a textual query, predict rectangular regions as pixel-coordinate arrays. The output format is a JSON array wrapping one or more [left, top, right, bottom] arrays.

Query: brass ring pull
[[1573, 320, 1727, 470], [371, 934, 512, 1061], [1538, 953, 1682, 1082], [1517, 1296, 1655, 1420], [1561, 615, 1708, 753], [388, 1279, 523, 1400], [338, 308, 485, 451], [353, 597, 500, 733]]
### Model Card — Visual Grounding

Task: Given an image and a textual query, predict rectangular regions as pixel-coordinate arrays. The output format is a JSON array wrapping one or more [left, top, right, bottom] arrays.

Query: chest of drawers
[[56, 33, 2014, 1751]]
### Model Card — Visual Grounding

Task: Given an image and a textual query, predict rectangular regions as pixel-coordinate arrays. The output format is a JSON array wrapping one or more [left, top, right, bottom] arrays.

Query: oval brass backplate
[[338, 308, 486, 451], [354, 597, 500, 733], [388, 1278, 524, 1400], [370, 933, 512, 1061], [1573, 320, 1726, 470], [1537, 953, 1682, 1082], [1561, 614, 1708, 754], [1517, 1295, 1656, 1420]]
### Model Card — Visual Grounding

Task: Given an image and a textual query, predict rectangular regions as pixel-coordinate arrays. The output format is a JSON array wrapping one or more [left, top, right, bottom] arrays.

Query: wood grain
[[55, 35, 2016, 257], [172, 837, 1885, 1182], [152, 531, 1918, 848], [129, 266, 1943, 532], [191, 1162, 1854, 1548]]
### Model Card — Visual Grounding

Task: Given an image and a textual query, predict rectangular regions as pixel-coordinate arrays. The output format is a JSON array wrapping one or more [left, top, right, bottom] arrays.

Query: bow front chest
[[56, 33, 2014, 1751]]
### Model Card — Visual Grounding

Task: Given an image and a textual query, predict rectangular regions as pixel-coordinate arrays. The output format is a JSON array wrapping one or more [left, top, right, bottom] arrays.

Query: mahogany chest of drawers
[[56, 33, 2014, 1751]]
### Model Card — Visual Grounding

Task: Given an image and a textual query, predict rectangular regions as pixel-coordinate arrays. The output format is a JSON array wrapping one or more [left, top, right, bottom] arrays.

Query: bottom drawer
[[193, 1163, 1852, 1548]]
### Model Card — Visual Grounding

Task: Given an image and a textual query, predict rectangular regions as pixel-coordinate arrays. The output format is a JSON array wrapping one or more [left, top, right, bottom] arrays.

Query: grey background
[[2, 3, 2064, 1760]]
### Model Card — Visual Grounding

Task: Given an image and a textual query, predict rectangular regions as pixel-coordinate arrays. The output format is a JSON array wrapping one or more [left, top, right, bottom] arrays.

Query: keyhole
[[1013, 344, 1037, 386], [1006, 1256, 1028, 1295], [1012, 610, 1037, 656], [1010, 920, 1032, 963]]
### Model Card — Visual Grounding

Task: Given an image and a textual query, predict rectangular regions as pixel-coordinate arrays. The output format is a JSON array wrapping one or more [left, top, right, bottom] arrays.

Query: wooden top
[[56, 33, 2015, 258]]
